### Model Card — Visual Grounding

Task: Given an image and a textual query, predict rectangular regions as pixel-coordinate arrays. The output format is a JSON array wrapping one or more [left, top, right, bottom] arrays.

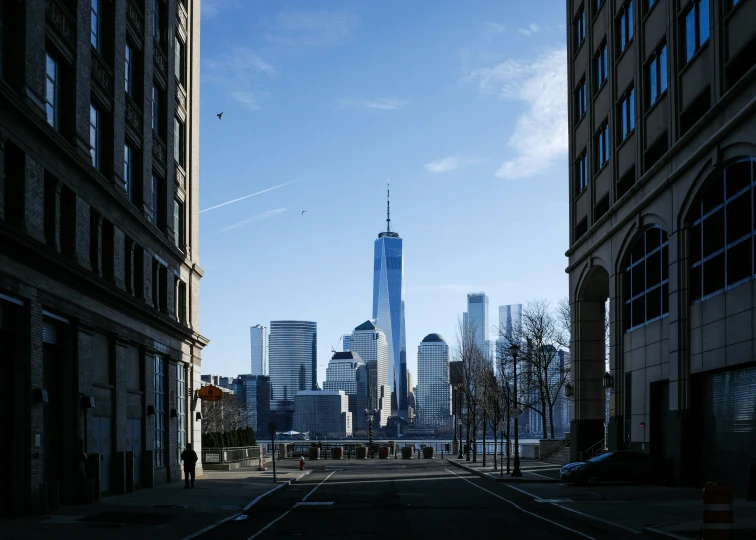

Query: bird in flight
[[217, 112, 223, 120], [302, 210, 307, 215]]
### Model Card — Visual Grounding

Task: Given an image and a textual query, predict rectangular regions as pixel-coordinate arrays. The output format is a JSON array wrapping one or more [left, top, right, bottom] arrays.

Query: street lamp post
[[510, 343, 522, 477], [365, 408, 377, 459], [456, 383, 464, 459]]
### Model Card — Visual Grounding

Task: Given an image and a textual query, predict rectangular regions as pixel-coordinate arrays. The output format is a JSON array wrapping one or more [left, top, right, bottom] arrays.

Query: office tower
[[325, 351, 368, 431], [372, 182, 407, 415], [342, 334, 352, 351], [566, 0, 756, 491], [250, 324, 268, 375], [268, 321, 317, 431], [293, 391, 352, 438], [498, 304, 522, 342], [232, 374, 271, 435], [351, 320, 390, 427], [417, 334, 452, 428], [0, 0, 205, 506], [466, 293, 489, 358]]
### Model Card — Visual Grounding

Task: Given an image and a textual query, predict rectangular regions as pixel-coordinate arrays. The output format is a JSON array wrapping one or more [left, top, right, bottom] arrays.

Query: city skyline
[[198, 0, 570, 384]]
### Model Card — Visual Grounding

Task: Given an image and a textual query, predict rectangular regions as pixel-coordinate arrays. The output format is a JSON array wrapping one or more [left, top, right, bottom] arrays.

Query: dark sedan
[[560, 451, 656, 485]]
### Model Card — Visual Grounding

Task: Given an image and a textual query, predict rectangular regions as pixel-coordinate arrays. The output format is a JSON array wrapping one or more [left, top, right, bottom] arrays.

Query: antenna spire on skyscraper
[[386, 179, 391, 233]]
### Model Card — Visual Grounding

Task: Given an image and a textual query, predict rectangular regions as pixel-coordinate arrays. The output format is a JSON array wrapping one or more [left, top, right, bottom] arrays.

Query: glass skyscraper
[[351, 320, 390, 427], [268, 320, 317, 431], [372, 183, 407, 415], [417, 333, 451, 429], [250, 324, 267, 375]]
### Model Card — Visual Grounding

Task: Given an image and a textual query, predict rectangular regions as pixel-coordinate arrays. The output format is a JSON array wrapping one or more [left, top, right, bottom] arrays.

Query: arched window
[[623, 226, 669, 331], [689, 158, 755, 302]]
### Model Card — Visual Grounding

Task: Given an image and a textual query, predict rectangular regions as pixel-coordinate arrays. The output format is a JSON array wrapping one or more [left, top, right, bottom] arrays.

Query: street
[[194, 460, 641, 540]]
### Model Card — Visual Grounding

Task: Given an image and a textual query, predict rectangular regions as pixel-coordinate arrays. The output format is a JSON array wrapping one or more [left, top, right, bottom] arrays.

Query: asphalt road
[[194, 460, 642, 540]]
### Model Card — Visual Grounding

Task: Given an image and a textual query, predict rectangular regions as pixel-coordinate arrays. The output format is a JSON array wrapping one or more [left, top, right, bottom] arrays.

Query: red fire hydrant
[[299, 456, 305, 471]]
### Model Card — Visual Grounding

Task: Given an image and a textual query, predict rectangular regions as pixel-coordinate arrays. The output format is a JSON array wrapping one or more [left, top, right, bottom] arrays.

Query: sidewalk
[[448, 458, 756, 538], [0, 461, 309, 540]]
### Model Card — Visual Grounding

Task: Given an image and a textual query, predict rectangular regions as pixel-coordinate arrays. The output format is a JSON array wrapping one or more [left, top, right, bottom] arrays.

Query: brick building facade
[[566, 0, 756, 494], [0, 0, 206, 514]]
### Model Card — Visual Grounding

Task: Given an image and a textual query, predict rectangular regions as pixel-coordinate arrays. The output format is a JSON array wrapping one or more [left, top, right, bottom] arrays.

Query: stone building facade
[[566, 0, 756, 494], [0, 0, 206, 514]]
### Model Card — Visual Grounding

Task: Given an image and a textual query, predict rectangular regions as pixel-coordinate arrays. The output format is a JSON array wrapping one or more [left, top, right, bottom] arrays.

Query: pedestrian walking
[[181, 443, 198, 489]]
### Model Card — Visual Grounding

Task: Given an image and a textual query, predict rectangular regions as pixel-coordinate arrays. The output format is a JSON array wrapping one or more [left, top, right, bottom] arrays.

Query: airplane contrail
[[199, 182, 293, 213]]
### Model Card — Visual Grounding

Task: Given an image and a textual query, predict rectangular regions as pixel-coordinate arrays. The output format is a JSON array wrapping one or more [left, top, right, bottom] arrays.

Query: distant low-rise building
[[293, 391, 352, 438], [324, 351, 368, 431]]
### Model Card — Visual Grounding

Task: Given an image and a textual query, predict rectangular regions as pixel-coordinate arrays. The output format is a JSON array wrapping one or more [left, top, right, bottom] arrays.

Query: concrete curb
[[446, 459, 560, 484], [181, 469, 313, 540]]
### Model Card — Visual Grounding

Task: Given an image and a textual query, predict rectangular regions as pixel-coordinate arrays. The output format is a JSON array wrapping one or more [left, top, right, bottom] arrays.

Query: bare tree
[[483, 366, 504, 470], [201, 393, 245, 434], [494, 335, 518, 472], [454, 317, 487, 462]]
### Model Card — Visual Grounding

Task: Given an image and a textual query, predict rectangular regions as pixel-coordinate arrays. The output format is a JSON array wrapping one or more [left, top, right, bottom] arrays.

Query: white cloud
[[339, 97, 408, 111], [265, 10, 358, 47], [518, 23, 541, 36], [203, 47, 276, 111], [485, 22, 507, 34], [221, 208, 288, 232], [424, 155, 480, 174], [201, 182, 293, 213], [467, 47, 567, 180], [201, 0, 241, 19]]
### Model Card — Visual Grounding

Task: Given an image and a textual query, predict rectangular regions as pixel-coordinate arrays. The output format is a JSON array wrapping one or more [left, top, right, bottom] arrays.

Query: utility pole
[[268, 423, 277, 483]]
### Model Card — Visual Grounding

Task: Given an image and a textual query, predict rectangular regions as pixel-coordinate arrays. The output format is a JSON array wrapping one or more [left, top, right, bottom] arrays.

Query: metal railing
[[578, 438, 607, 462], [202, 446, 261, 464]]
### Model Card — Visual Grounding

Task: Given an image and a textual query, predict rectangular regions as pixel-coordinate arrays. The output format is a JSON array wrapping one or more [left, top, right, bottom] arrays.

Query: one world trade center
[[372, 182, 407, 416]]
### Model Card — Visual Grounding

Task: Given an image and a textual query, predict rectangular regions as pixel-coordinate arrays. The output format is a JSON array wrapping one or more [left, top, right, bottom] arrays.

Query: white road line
[[550, 503, 642, 535], [526, 470, 558, 480], [248, 470, 339, 540], [180, 470, 312, 540], [505, 484, 541, 498], [444, 469, 596, 540]]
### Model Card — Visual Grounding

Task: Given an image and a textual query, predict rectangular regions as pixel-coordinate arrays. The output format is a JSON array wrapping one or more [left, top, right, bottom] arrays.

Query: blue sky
[[199, 0, 570, 388]]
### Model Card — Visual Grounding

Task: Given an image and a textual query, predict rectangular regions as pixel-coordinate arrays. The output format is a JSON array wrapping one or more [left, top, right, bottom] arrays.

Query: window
[[152, 258, 159, 307], [174, 117, 185, 167], [177, 364, 186, 464], [90, 209, 100, 274], [101, 219, 114, 280], [153, 0, 162, 44], [0, 0, 5, 78], [618, 1, 633, 52], [125, 42, 133, 95], [648, 45, 667, 107], [576, 78, 587, 119], [177, 280, 187, 324], [689, 159, 756, 302], [90, 0, 100, 50], [89, 104, 100, 169], [576, 151, 589, 194], [574, 6, 586, 49], [44, 174, 57, 248], [151, 85, 159, 132], [151, 174, 159, 223], [46, 54, 59, 129], [596, 122, 609, 169], [152, 174, 165, 228], [60, 186, 76, 257], [134, 245, 145, 299], [124, 144, 132, 195], [623, 226, 669, 331], [174, 199, 184, 249], [595, 44, 608, 90], [152, 258, 167, 313], [576, 217, 588, 241], [154, 355, 165, 468], [619, 87, 635, 141], [684, 0, 709, 63], [596, 0, 603, 12], [175, 36, 185, 85], [125, 237, 134, 294]]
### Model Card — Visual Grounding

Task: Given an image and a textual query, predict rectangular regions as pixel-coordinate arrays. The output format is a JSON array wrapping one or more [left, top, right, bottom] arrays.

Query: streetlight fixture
[[603, 372, 613, 389], [510, 342, 522, 477], [565, 382, 574, 397], [365, 408, 378, 458]]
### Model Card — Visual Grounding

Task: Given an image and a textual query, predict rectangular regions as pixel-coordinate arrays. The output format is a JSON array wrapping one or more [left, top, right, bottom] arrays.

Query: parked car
[[560, 451, 657, 485]]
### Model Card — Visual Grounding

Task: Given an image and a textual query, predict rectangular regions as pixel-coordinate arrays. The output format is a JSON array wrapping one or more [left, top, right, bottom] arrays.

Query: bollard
[[702, 482, 734, 540]]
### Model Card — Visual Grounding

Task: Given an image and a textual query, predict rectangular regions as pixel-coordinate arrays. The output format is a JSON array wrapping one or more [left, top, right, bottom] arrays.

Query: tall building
[[324, 351, 368, 431], [351, 320, 390, 427], [231, 375, 271, 436], [341, 334, 352, 352], [250, 324, 268, 376], [566, 0, 756, 494], [466, 293, 489, 359], [417, 334, 452, 429], [372, 182, 407, 415], [293, 391, 352, 438], [268, 321, 317, 431], [496, 304, 523, 374], [0, 0, 205, 513]]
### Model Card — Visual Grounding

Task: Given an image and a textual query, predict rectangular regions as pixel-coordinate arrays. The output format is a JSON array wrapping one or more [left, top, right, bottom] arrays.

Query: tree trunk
[[472, 424, 477, 463], [549, 402, 556, 439], [493, 431, 498, 470], [540, 398, 548, 439], [482, 410, 487, 466]]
